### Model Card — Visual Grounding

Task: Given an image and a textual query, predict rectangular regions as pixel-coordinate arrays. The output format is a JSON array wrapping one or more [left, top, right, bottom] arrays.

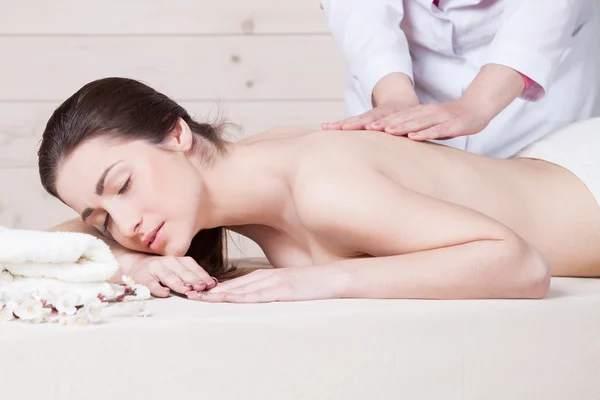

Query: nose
[[108, 202, 142, 239]]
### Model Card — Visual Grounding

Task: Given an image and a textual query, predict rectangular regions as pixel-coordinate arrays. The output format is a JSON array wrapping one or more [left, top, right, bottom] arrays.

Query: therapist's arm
[[320, 0, 419, 130], [366, 0, 589, 139]]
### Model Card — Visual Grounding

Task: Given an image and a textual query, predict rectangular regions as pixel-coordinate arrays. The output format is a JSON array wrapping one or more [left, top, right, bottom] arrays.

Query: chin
[[166, 235, 194, 257]]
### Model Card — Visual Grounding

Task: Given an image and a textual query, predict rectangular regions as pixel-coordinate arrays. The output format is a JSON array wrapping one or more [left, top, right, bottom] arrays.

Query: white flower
[[5, 288, 29, 311], [13, 299, 44, 321], [53, 292, 80, 316], [0, 305, 14, 322], [81, 298, 104, 322], [132, 284, 151, 300], [121, 275, 136, 286], [0, 289, 7, 308], [45, 286, 80, 315]]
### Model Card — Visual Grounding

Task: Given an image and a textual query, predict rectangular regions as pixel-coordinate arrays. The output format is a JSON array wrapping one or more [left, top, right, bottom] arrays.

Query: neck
[[193, 142, 286, 231]]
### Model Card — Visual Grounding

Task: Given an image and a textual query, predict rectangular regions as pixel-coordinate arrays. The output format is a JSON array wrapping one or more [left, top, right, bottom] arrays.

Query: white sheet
[[1, 268, 599, 400]]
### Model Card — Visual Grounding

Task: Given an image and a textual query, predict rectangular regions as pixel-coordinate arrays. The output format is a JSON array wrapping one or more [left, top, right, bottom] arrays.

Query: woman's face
[[55, 123, 204, 256]]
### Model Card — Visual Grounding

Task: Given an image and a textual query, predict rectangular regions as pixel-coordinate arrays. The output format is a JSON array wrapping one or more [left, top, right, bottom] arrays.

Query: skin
[[55, 120, 600, 303], [322, 64, 525, 140]]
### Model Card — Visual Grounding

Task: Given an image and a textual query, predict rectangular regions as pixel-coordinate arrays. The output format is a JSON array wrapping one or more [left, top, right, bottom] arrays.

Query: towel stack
[[0, 225, 149, 304]]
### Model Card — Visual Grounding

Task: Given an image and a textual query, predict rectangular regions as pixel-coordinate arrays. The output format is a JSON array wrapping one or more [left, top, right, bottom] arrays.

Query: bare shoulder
[[241, 126, 316, 143]]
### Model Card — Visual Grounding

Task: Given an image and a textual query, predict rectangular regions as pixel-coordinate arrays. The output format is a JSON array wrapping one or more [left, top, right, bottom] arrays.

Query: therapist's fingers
[[408, 121, 458, 140], [366, 106, 429, 131], [323, 115, 369, 130], [384, 115, 448, 136], [323, 109, 387, 131]]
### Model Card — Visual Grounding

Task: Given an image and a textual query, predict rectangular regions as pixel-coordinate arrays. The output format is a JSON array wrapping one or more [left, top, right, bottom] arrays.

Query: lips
[[143, 222, 164, 248]]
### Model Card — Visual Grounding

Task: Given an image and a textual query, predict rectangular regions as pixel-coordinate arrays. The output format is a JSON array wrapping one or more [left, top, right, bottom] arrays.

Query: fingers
[[197, 288, 282, 303], [155, 268, 192, 295], [366, 106, 428, 132], [321, 121, 342, 130], [177, 256, 216, 291], [408, 121, 458, 140], [187, 270, 277, 302], [213, 275, 274, 295], [137, 274, 170, 298], [322, 110, 381, 131], [207, 270, 268, 293], [384, 115, 447, 136]]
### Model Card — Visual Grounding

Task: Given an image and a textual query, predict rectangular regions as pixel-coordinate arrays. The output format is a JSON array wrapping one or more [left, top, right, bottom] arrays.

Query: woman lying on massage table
[[40, 77, 600, 303]]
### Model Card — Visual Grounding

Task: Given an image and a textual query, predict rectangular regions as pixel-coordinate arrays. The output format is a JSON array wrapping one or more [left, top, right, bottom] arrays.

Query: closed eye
[[119, 176, 131, 195], [102, 214, 110, 235]]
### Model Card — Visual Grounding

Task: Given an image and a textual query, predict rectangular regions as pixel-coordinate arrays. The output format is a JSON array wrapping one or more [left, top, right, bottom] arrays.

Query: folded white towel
[[0, 225, 118, 282], [0, 226, 150, 313]]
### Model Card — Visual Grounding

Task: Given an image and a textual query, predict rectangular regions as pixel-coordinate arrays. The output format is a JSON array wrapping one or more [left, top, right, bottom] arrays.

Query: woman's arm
[[200, 166, 550, 303], [48, 218, 216, 296], [298, 169, 550, 299]]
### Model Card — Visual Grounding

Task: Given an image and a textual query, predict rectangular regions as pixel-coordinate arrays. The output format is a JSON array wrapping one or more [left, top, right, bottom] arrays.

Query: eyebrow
[[81, 161, 122, 223]]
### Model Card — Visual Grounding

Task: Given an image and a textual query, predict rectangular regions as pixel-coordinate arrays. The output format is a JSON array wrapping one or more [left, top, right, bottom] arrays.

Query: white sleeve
[[320, 0, 414, 103], [485, 0, 590, 100]]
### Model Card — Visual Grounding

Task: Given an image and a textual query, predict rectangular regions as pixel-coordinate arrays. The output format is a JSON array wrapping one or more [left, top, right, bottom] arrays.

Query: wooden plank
[[0, 167, 265, 258], [0, 168, 77, 230], [0, 100, 345, 168], [0, 0, 329, 34], [0, 36, 344, 101]]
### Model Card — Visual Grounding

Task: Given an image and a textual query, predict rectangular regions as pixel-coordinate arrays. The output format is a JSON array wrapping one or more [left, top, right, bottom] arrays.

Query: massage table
[[1, 258, 599, 400]]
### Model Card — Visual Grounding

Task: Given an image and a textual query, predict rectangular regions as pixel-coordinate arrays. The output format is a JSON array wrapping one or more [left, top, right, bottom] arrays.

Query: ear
[[163, 118, 194, 152]]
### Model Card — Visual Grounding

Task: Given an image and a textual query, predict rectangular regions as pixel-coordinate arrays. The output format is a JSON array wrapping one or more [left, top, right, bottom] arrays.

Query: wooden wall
[[0, 0, 345, 257]]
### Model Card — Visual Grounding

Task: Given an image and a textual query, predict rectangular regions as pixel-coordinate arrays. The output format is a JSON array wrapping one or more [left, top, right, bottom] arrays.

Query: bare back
[[234, 128, 600, 277]]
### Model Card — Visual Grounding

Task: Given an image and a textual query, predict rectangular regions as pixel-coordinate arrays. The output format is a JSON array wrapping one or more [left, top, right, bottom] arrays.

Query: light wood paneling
[[0, 168, 76, 230], [0, 0, 329, 34], [0, 36, 344, 101], [0, 100, 345, 168]]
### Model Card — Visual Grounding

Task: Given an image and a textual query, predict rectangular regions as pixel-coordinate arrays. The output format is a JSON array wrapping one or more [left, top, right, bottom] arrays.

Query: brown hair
[[38, 77, 234, 278]]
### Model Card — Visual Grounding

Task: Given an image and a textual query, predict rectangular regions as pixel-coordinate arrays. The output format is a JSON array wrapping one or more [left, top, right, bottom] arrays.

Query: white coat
[[321, 0, 600, 158]]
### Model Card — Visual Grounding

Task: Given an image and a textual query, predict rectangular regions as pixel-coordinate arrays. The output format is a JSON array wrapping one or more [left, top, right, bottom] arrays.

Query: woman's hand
[[365, 99, 491, 140], [128, 255, 217, 297], [187, 266, 347, 303]]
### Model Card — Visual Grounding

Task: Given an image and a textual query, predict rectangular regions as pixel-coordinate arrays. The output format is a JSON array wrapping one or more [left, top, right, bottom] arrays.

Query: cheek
[[139, 157, 201, 213]]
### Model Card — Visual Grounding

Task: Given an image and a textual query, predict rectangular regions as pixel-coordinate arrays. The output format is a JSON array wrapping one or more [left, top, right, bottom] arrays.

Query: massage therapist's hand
[[128, 255, 217, 298], [187, 266, 346, 303], [322, 101, 417, 131], [365, 99, 490, 140], [322, 72, 419, 131], [360, 64, 526, 140]]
